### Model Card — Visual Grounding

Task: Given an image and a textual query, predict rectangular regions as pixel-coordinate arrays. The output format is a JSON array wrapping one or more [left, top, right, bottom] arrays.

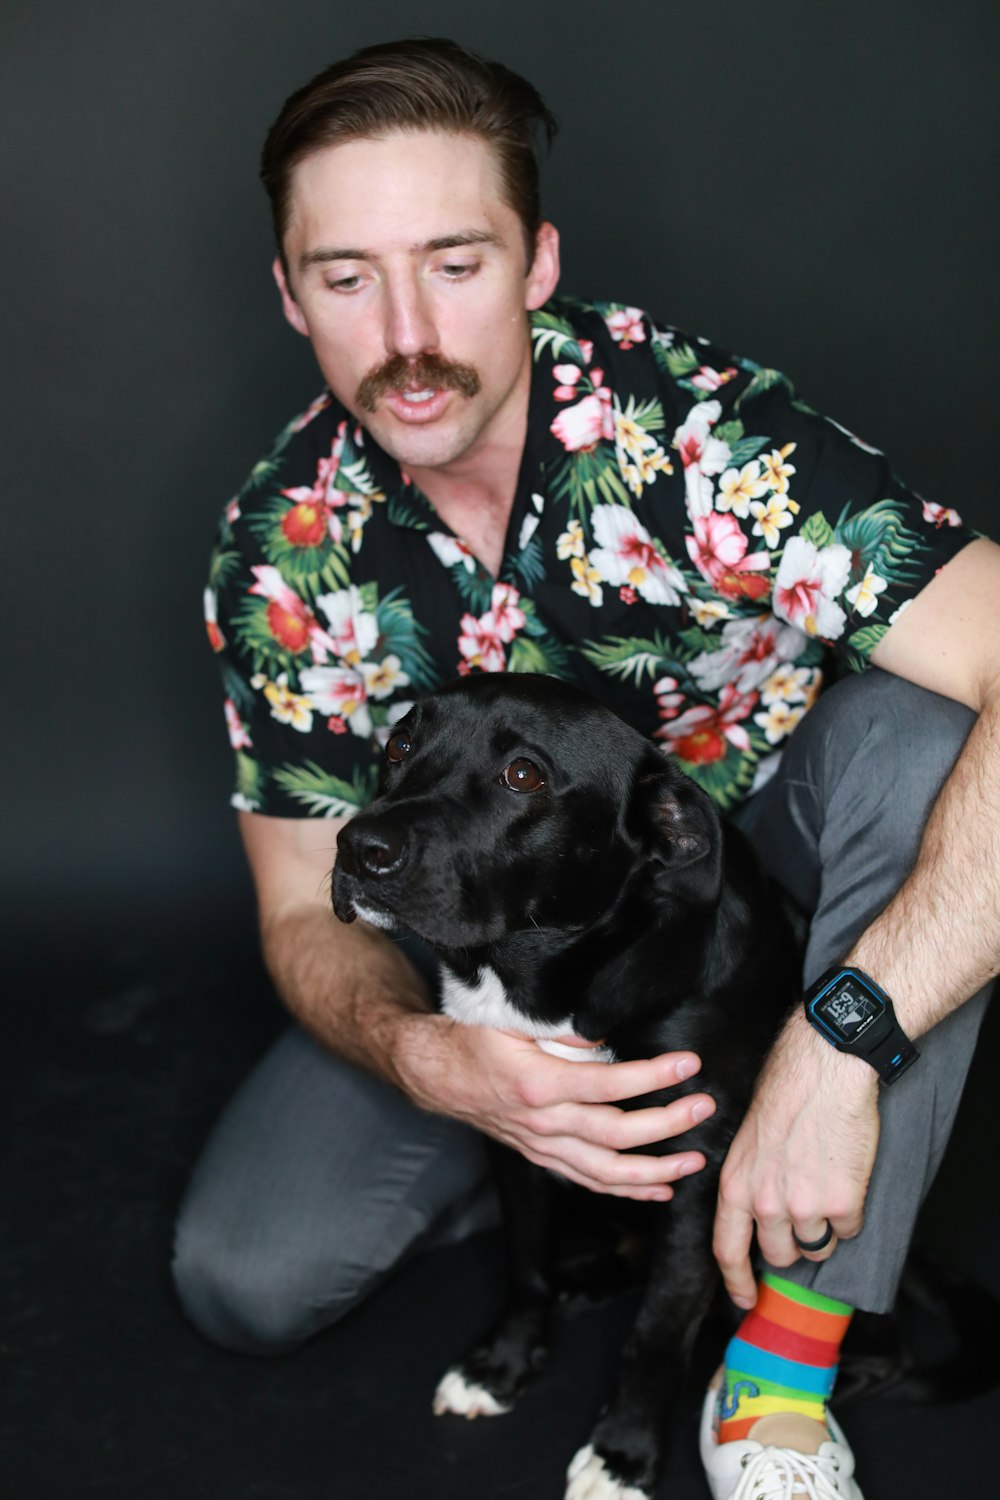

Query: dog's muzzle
[[332, 817, 407, 925]]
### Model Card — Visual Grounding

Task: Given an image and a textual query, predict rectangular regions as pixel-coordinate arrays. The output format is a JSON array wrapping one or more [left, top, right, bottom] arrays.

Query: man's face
[[274, 131, 560, 477]]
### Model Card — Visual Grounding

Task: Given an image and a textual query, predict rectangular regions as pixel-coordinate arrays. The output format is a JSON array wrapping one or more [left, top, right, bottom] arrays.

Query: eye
[[501, 758, 544, 793], [386, 732, 411, 765]]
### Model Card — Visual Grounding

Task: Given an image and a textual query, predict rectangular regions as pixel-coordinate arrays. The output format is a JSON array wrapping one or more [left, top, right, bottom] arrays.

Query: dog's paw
[[432, 1368, 511, 1419], [565, 1445, 651, 1500]]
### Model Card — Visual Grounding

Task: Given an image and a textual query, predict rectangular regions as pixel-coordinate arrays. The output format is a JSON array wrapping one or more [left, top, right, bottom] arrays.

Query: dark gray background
[[3, 0, 997, 977]]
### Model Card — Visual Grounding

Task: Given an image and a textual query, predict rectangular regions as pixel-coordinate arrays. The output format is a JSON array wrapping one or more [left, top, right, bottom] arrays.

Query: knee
[[171, 1204, 345, 1356], [804, 669, 975, 822]]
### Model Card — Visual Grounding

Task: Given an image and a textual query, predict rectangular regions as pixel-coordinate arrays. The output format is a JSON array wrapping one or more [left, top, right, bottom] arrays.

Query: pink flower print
[[487, 583, 526, 643], [249, 566, 338, 662], [684, 513, 771, 602], [653, 675, 684, 722], [655, 683, 759, 764], [590, 505, 685, 606], [605, 307, 647, 348], [773, 536, 852, 640], [224, 698, 252, 750], [458, 612, 508, 674], [691, 365, 738, 393], [550, 389, 614, 452], [673, 401, 732, 517], [553, 364, 583, 401], [298, 664, 373, 739], [921, 501, 963, 529]]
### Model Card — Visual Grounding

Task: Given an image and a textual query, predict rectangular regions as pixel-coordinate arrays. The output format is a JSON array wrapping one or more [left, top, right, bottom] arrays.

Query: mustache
[[356, 353, 482, 414]]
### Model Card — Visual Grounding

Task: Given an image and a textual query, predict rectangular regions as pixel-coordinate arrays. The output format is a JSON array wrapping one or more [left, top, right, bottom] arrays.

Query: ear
[[272, 256, 310, 338], [639, 768, 724, 911], [525, 221, 561, 310]]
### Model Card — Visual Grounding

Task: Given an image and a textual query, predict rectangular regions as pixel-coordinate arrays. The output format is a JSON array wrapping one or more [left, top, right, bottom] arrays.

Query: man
[[178, 37, 999, 1500]]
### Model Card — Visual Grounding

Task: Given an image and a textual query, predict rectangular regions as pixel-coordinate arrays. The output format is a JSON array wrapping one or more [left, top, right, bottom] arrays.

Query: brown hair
[[260, 37, 557, 269]]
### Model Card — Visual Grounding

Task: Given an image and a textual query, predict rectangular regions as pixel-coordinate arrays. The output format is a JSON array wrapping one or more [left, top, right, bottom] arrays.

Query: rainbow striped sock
[[717, 1274, 853, 1443]]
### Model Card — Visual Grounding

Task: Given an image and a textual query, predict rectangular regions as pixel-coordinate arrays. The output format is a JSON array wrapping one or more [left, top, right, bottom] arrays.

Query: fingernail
[[691, 1099, 714, 1123], [676, 1055, 699, 1080], [732, 1296, 754, 1310], [679, 1158, 702, 1176]]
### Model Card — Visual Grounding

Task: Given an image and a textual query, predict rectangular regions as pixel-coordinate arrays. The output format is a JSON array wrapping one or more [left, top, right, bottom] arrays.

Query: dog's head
[[332, 674, 722, 950]]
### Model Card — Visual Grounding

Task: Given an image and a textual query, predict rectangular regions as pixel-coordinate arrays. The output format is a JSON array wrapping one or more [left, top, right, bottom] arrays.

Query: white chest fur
[[439, 967, 613, 1064]]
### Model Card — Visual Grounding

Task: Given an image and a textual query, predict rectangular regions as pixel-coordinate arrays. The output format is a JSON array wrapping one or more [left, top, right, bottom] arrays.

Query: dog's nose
[[336, 820, 406, 878]]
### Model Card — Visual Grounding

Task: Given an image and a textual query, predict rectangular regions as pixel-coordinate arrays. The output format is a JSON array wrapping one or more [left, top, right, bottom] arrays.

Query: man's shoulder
[[535, 296, 783, 409]]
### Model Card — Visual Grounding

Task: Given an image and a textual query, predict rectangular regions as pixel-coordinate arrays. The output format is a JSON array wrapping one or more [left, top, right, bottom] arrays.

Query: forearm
[[844, 684, 1000, 1035], [259, 902, 434, 1085]]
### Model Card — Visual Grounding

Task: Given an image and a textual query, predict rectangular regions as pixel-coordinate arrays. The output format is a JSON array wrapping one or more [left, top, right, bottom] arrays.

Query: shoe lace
[[730, 1444, 844, 1500]]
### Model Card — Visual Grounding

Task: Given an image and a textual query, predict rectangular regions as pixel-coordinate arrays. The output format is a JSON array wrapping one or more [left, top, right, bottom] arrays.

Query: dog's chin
[[341, 899, 399, 932]]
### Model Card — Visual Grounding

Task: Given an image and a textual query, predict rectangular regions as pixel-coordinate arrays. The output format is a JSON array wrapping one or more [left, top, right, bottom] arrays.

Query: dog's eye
[[501, 758, 544, 793], [385, 732, 411, 765]]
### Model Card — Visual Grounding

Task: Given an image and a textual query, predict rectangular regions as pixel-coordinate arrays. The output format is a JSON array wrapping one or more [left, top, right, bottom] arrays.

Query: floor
[[5, 941, 1000, 1498]]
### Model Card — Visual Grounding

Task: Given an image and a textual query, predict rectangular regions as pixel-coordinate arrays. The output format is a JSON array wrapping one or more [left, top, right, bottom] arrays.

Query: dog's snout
[[337, 820, 406, 878]]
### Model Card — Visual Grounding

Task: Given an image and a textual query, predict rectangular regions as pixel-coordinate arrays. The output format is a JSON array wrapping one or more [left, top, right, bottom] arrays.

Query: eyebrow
[[298, 229, 503, 274]]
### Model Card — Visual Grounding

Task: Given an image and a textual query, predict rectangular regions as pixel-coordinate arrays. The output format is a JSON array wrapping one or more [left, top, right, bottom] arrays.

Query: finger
[[537, 1050, 704, 1107], [538, 1095, 715, 1150], [528, 1134, 706, 1193], [754, 1216, 800, 1270], [712, 1198, 758, 1309], [791, 1220, 839, 1262]]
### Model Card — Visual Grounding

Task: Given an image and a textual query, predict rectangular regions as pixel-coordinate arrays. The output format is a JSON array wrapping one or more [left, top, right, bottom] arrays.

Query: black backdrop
[[3, 0, 998, 981]]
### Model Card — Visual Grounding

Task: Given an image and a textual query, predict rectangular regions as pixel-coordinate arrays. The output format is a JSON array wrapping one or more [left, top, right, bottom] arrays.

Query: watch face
[[814, 977, 885, 1044]]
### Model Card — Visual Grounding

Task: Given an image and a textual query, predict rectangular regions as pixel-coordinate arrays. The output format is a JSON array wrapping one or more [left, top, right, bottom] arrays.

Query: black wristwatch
[[803, 965, 919, 1084]]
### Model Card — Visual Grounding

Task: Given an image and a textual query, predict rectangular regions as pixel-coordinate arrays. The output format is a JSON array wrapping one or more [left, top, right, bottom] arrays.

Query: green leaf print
[[549, 447, 629, 520], [375, 589, 440, 692], [449, 567, 495, 617], [833, 500, 924, 588], [799, 512, 836, 550], [504, 536, 546, 593], [209, 547, 242, 590], [675, 745, 758, 813], [234, 751, 267, 810], [272, 761, 379, 818], [580, 633, 675, 686], [844, 622, 889, 671], [531, 310, 588, 366], [725, 435, 770, 469], [661, 343, 702, 381], [734, 367, 793, 410], [230, 597, 307, 677], [713, 420, 745, 447]]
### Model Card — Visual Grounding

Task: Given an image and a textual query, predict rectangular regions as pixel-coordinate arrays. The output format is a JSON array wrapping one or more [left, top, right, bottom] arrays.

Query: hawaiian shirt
[[206, 297, 977, 817]]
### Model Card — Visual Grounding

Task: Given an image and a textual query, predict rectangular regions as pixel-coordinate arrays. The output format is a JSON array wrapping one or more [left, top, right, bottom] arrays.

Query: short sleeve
[[203, 411, 395, 820], [735, 378, 979, 671]]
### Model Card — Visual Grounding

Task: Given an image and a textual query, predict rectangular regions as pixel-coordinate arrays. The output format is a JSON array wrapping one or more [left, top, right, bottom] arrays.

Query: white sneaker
[[699, 1380, 864, 1499]]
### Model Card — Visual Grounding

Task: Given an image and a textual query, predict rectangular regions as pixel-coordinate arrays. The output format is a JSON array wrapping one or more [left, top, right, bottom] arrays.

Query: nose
[[383, 274, 439, 359], [336, 819, 406, 878]]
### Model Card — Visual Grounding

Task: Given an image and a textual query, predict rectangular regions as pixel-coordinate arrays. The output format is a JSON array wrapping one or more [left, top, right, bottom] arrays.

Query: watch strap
[[805, 965, 920, 1084]]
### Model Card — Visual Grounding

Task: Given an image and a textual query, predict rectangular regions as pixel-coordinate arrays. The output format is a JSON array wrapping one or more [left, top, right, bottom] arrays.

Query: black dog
[[332, 672, 802, 1499]]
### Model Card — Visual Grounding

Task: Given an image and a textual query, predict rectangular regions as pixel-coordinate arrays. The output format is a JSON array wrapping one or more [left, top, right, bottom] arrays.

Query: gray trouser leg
[[172, 1024, 497, 1353], [733, 668, 990, 1313]]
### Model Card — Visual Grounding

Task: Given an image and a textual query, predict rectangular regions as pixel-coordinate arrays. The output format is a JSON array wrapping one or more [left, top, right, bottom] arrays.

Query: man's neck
[[404, 369, 531, 579]]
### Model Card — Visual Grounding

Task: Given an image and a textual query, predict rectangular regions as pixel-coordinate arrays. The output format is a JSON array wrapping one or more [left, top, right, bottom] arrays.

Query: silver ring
[[792, 1220, 834, 1253]]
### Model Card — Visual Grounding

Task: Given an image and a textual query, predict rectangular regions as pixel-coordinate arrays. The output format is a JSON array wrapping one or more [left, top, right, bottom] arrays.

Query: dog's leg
[[565, 1190, 718, 1499], [433, 1142, 556, 1419]]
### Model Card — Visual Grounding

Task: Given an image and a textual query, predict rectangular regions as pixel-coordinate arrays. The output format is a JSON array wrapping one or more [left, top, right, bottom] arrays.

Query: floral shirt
[[206, 297, 976, 817]]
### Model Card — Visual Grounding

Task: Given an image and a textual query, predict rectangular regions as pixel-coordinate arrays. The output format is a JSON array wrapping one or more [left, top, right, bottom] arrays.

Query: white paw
[[565, 1445, 650, 1500], [432, 1368, 510, 1419]]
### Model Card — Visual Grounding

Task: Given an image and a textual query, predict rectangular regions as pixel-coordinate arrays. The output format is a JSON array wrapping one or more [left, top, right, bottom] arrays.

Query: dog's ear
[[635, 766, 723, 911]]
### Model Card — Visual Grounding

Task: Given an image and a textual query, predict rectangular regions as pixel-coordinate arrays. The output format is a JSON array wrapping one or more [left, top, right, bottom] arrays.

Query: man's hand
[[392, 1012, 716, 1201], [713, 1012, 879, 1307]]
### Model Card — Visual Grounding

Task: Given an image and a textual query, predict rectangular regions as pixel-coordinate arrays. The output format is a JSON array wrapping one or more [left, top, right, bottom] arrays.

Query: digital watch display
[[804, 966, 919, 1084]]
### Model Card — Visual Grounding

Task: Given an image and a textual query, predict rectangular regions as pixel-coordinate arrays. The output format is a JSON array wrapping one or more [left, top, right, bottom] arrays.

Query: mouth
[[381, 386, 453, 424]]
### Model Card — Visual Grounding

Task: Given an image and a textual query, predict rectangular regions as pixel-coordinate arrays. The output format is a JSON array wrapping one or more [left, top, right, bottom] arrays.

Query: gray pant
[[173, 671, 990, 1351]]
